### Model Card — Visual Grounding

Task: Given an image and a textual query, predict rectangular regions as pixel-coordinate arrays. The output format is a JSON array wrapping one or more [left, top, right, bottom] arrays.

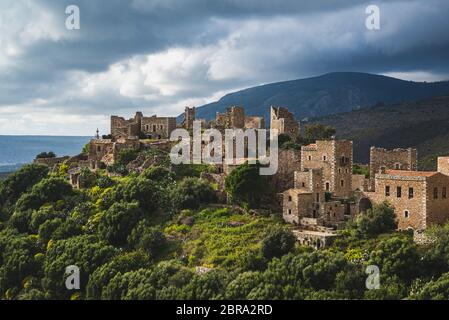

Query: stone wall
[[282, 190, 314, 224], [369, 147, 418, 191], [244, 116, 265, 129], [141, 116, 177, 139], [214, 106, 245, 129], [270, 106, 299, 140], [182, 107, 196, 130], [426, 173, 449, 227], [111, 112, 176, 140], [271, 149, 302, 192], [368, 171, 430, 230], [437, 157, 449, 176], [301, 139, 352, 198], [352, 174, 368, 191]]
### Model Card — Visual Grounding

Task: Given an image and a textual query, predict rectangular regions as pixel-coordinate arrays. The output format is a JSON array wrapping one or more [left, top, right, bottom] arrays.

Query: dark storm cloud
[[0, 0, 448, 134]]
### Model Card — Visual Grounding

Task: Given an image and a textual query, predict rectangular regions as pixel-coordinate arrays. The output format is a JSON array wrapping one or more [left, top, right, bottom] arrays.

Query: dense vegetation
[[2, 159, 449, 300]]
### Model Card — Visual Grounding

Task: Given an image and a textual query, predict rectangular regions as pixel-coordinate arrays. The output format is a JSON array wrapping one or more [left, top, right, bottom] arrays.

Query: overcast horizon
[[1, 0, 449, 135]]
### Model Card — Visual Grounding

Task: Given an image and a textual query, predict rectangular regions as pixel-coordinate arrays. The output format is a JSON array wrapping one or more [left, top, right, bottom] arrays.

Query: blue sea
[[0, 136, 91, 173]]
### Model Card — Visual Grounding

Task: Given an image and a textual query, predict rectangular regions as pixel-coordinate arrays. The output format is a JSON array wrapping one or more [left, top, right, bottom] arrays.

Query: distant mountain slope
[[308, 96, 449, 169], [184, 72, 449, 123]]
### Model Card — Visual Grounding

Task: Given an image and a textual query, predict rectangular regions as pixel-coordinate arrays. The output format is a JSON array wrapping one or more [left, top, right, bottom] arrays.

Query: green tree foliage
[[353, 164, 370, 178], [261, 226, 295, 260], [277, 133, 291, 146], [411, 272, 449, 300], [171, 178, 216, 211], [86, 251, 150, 299], [15, 177, 73, 212], [141, 166, 174, 184], [8, 210, 33, 234], [301, 123, 336, 144], [0, 164, 49, 212], [181, 269, 230, 300], [35, 151, 56, 159], [0, 229, 42, 297], [96, 177, 159, 214], [368, 235, 420, 282], [78, 167, 97, 189], [348, 202, 397, 238], [43, 235, 117, 299], [117, 148, 139, 166], [128, 222, 166, 258], [102, 261, 193, 300], [225, 271, 263, 299], [98, 202, 143, 247], [224, 162, 268, 208], [96, 175, 115, 189]]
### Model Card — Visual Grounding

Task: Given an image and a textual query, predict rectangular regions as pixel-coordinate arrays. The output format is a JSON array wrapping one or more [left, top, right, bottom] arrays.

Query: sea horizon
[[0, 135, 92, 173]]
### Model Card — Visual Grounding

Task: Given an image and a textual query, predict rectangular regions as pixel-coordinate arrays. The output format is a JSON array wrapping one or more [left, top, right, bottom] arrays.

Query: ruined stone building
[[300, 139, 353, 198], [88, 137, 140, 169], [365, 167, 449, 231], [271, 149, 302, 192], [182, 107, 196, 130], [369, 147, 418, 191], [282, 168, 345, 248], [213, 106, 245, 129], [270, 106, 299, 140], [283, 168, 347, 226], [210, 106, 265, 131], [111, 111, 177, 140]]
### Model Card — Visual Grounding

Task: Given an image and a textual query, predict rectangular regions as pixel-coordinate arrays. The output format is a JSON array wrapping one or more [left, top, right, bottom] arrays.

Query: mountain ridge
[[307, 95, 449, 169], [181, 72, 449, 123]]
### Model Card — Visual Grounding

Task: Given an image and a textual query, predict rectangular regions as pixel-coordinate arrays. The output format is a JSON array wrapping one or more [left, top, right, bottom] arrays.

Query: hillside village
[[34, 105, 449, 249]]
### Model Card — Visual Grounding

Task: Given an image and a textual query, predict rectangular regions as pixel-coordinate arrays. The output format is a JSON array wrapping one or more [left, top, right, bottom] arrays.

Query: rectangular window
[[323, 156, 326, 161], [443, 187, 447, 199], [385, 186, 390, 196], [397, 186, 402, 198], [408, 187, 414, 199], [288, 196, 292, 202], [404, 210, 409, 218], [340, 179, 344, 187], [288, 209, 292, 215], [434, 187, 438, 199]]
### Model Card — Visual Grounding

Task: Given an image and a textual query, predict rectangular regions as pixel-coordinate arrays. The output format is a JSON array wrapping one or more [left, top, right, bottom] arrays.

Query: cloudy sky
[[0, 0, 448, 135]]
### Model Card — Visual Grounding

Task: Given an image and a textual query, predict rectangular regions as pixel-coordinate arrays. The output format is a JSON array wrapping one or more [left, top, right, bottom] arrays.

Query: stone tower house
[[369, 147, 418, 191], [300, 139, 353, 198], [182, 106, 196, 130], [270, 106, 299, 140]]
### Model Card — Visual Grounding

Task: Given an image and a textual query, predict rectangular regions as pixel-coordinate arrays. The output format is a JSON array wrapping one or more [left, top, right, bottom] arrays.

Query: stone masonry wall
[[369, 147, 418, 191]]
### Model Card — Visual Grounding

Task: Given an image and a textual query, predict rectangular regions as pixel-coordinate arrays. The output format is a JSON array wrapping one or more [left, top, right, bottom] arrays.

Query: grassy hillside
[[182, 72, 449, 124], [308, 96, 449, 170]]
